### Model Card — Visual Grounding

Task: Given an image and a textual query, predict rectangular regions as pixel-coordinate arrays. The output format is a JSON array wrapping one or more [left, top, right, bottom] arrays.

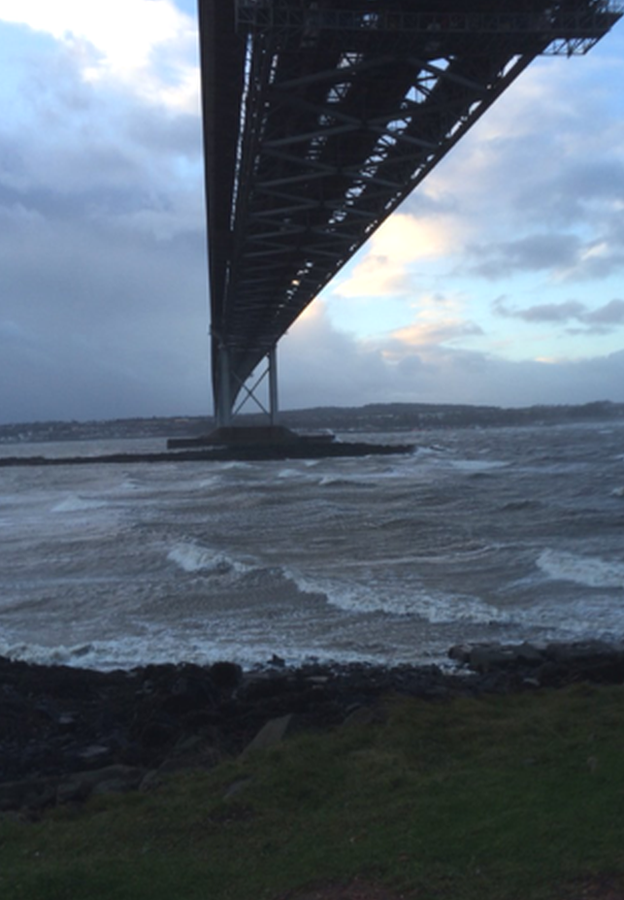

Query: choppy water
[[1, 422, 623, 670]]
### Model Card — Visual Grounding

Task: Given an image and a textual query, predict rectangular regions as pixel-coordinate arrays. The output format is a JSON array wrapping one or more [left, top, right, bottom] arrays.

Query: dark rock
[[448, 644, 472, 665], [209, 661, 243, 690], [76, 745, 113, 767], [159, 675, 216, 716], [0, 778, 56, 812], [468, 644, 521, 673], [515, 642, 546, 667], [544, 641, 624, 683], [56, 766, 145, 804], [156, 736, 223, 775], [239, 673, 290, 701], [545, 639, 617, 664], [1, 641, 624, 811], [138, 719, 177, 750]]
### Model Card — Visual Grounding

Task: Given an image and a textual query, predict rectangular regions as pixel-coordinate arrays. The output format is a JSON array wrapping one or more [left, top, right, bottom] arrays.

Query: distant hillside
[[258, 400, 624, 433], [1, 400, 623, 444]]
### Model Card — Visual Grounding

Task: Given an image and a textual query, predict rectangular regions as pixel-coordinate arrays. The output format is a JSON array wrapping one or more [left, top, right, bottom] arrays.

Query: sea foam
[[52, 494, 109, 513], [167, 541, 249, 576], [282, 567, 510, 624], [538, 549, 624, 589]]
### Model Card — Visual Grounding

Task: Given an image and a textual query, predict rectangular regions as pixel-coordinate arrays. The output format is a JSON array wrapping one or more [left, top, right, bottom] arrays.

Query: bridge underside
[[198, 0, 621, 425]]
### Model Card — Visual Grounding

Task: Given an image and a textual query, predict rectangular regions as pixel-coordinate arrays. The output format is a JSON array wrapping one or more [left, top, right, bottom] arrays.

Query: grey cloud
[[0, 21, 212, 424], [576, 244, 624, 281], [125, 109, 202, 159], [494, 298, 586, 322], [516, 159, 624, 228], [493, 297, 624, 334], [0, 164, 209, 424], [583, 298, 624, 325], [426, 47, 624, 283], [469, 233, 581, 279], [558, 160, 624, 207], [278, 305, 624, 411], [470, 229, 624, 282], [280, 307, 390, 409]]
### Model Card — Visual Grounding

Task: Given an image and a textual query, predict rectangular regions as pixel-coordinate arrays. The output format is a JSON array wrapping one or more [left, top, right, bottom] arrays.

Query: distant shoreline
[[1, 399, 622, 446]]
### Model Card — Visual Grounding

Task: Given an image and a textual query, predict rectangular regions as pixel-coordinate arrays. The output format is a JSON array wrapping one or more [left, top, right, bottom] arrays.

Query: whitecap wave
[[53, 494, 109, 512], [451, 459, 508, 473], [0, 633, 425, 672], [538, 549, 624, 589], [198, 476, 221, 488], [318, 476, 372, 488], [167, 541, 249, 575], [0, 635, 261, 671], [283, 568, 510, 625], [513, 595, 624, 636]]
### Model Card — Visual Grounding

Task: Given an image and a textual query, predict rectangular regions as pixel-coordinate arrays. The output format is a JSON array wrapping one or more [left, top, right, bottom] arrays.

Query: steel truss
[[198, 1, 621, 424]]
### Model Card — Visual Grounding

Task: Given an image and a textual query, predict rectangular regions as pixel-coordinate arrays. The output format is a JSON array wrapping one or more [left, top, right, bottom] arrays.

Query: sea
[[1, 421, 623, 672]]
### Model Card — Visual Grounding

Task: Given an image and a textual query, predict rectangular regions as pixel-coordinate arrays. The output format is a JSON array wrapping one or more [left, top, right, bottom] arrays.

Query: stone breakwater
[[1, 639, 623, 814]]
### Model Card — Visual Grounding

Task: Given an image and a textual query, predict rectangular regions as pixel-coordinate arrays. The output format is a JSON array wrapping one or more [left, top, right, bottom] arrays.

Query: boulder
[[56, 765, 145, 804], [241, 715, 294, 757]]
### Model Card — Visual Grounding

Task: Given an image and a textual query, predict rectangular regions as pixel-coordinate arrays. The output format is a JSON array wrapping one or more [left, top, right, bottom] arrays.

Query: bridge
[[197, 0, 621, 430]]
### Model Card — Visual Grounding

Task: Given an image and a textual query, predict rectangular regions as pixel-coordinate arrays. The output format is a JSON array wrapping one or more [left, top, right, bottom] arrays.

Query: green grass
[[2, 684, 624, 900]]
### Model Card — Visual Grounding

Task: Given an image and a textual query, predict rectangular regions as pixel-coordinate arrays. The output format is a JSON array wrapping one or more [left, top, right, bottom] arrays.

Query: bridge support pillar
[[214, 343, 280, 429], [268, 345, 279, 427], [171, 341, 318, 449], [215, 344, 232, 429]]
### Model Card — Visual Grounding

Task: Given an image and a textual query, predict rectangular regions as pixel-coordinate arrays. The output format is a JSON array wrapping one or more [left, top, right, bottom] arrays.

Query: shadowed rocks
[[1, 642, 624, 813]]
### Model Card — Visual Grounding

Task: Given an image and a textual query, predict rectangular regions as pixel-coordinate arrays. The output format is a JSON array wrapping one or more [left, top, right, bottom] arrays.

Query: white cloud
[[334, 212, 460, 298], [384, 318, 484, 357], [0, 0, 199, 111]]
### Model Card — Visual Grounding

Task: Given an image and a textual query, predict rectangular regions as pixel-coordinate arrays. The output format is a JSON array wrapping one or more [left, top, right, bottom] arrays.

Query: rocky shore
[[2, 639, 623, 814]]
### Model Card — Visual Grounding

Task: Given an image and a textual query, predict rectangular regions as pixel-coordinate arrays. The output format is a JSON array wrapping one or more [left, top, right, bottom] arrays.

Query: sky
[[1, 1, 624, 424]]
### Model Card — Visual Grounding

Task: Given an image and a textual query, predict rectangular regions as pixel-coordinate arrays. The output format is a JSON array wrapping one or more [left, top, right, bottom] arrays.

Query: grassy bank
[[1, 684, 623, 900]]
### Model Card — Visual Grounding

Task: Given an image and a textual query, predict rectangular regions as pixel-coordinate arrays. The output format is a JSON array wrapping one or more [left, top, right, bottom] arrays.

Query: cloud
[[334, 212, 459, 298], [0, 0, 199, 111], [0, 5, 209, 424], [494, 297, 624, 334], [279, 302, 624, 410], [494, 298, 586, 323], [470, 230, 624, 283], [0, 200, 210, 422], [469, 233, 582, 279], [402, 45, 624, 282], [279, 303, 391, 407], [584, 298, 624, 326], [383, 317, 484, 356], [328, 40, 624, 323]]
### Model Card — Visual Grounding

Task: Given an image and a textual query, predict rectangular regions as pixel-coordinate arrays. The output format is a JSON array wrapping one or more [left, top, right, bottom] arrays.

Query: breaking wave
[[538, 549, 624, 589]]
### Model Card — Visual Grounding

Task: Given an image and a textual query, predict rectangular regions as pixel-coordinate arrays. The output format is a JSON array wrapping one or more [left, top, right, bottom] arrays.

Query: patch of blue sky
[[0, 22, 61, 110], [173, 0, 197, 17]]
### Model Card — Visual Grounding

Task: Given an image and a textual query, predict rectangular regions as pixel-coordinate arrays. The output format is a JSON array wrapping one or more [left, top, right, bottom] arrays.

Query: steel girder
[[198, 1, 621, 421]]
